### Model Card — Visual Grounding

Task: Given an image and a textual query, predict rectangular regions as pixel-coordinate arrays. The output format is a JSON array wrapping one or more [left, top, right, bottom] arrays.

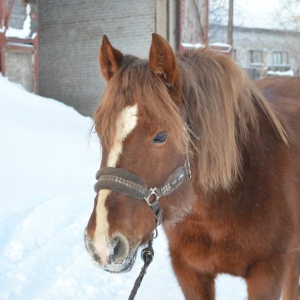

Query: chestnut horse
[[85, 33, 300, 299]]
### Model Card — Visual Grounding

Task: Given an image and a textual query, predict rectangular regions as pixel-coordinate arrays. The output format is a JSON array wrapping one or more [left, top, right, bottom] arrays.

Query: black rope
[[128, 239, 154, 300]]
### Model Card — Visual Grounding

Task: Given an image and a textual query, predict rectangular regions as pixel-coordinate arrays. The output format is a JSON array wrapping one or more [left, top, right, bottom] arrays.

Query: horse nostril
[[84, 229, 132, 268], [111, 235, 129, 264]]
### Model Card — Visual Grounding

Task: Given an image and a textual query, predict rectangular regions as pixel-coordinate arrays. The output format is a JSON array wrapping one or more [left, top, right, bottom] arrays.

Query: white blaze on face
[[107, 104, 139, 167], [94, 104, 138, 265]]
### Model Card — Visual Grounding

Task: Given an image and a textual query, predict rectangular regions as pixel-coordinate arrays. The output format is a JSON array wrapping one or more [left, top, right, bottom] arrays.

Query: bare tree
[[209, 0, 228, 25], [209, 0, 228, 41], [273, 0, 300, 70], [274, 0, 300, 32]]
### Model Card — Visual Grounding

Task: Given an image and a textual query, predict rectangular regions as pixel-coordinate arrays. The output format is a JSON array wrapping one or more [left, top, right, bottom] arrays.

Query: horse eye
[[153, 133, 168, 144]]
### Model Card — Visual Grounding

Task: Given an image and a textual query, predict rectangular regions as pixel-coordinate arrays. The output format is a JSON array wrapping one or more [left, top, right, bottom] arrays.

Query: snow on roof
[[181, 42, 204, 49], [181, 42, 232, 53], [267, 69, 294, 76], [210, 42, 231, 48], [5, 4, 31, 39]]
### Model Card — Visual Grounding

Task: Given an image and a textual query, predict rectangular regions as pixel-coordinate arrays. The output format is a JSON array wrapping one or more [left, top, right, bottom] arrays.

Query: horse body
[[85, 34, 300, 299], [167, 128, 299, 299]]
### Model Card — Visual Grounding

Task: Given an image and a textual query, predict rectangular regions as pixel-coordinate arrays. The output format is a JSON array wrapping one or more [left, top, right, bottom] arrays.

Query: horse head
[[84, 34, 195, 273]]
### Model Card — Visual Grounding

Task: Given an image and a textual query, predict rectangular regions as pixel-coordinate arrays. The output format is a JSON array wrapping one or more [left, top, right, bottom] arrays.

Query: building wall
[[210, 24, 300, 78], [39, 0, 156, 116], [5, 49, 34, 91]]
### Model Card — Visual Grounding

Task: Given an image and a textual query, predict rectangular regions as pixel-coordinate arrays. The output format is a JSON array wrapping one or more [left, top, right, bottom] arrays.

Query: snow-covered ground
[[0, 74, 247, 299]]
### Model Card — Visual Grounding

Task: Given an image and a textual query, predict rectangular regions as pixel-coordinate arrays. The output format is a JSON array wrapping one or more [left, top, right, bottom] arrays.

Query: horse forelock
[[94, 57, 190, 156]]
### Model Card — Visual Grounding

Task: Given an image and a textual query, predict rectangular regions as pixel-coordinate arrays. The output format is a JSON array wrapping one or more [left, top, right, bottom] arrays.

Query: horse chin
[[102, 248, 138, 274]]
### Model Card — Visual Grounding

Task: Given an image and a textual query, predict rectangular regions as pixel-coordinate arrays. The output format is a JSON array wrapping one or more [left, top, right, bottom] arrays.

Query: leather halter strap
[[94, 160, 191, 226]]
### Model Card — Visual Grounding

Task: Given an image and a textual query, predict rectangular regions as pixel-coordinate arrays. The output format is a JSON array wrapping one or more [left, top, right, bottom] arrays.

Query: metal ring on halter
[[185, 159, 192, 179], [152, 228, 158, 239], [143, 188, 160, 206]]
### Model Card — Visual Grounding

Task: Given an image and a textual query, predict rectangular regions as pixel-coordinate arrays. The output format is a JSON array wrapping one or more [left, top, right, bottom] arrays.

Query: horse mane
[[94, 49, 287, 192], [177, 48, 288, 191]]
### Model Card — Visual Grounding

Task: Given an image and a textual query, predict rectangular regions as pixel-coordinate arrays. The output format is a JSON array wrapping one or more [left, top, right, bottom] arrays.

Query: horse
[[84, 33, 300, 299]]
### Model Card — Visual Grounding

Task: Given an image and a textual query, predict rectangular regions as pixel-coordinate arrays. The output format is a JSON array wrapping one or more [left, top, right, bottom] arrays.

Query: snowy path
[[0, 75, 247, 299]]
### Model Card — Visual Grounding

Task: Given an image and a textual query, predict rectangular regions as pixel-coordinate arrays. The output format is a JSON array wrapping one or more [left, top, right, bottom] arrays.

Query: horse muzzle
[[84, 229, 138, 273]]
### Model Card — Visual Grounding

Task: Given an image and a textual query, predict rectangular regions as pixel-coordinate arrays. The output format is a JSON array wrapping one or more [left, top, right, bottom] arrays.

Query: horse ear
[[99, 35, 123, 81], [149, 33, 179, 87]]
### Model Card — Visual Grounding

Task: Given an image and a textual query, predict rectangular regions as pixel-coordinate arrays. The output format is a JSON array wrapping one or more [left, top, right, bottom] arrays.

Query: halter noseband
[[94, 159, 191, 226]]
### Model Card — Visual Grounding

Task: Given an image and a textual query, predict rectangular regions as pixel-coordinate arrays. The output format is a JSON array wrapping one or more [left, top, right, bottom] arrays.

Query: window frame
[[249, 50, 264, 67]]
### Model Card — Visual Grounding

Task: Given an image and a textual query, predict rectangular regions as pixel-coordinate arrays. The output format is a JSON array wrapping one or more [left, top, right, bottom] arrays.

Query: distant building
[[209, 1, 300, 80], [2, 0, 209, 116], [210, 24, 300, 80], [2, 1, 299, 114], [38, 0, 208, 116], [0, 0, 38, 93], [38, 0, 160, 116]]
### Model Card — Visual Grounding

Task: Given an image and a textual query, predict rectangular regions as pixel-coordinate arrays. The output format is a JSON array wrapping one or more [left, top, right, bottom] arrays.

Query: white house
[[209, 0, 300, 79]]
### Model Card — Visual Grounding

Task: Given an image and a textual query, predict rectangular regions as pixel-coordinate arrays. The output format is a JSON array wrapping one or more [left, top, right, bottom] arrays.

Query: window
[[249, 50, 264, 66], [273, 51, 288, 66]]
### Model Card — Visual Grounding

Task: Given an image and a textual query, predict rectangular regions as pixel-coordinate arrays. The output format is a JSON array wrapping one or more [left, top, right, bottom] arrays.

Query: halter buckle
[[144, 188, 160, 206]]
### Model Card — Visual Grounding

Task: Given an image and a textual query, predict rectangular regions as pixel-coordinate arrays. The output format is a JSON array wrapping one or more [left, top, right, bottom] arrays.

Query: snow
[[181, 42, 232, 55], [5, 4, 31, 39], [0, 74, 247, 299], [267, 69, 294, 76], [181, 42, 204, 49]]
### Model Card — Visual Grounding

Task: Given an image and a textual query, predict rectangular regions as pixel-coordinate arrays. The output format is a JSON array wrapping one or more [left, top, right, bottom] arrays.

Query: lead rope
[[128, 230, 157, 300]]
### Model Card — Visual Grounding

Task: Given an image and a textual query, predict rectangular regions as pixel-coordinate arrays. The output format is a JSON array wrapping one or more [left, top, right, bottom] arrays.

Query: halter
[[93, 124, 198, 299], [94, 159, 191, 226], [94, 158, 191, 299]]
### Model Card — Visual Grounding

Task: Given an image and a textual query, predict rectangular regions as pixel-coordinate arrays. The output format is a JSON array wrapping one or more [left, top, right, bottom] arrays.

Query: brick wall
[[39, 0, 156, 116]]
